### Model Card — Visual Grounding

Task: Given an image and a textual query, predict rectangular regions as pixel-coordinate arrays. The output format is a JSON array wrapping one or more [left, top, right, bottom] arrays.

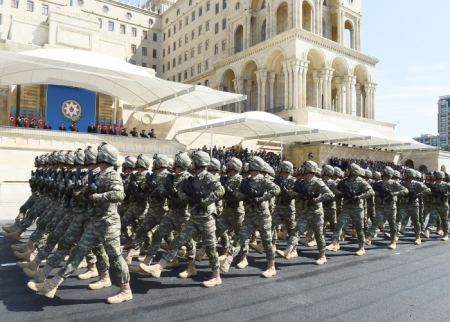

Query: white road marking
[[1, 263, 16, 267]]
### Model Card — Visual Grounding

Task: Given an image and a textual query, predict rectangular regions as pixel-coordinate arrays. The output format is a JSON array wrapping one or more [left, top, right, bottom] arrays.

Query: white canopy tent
[[0, 48, 245, 115], [176, 112, 437, 155]]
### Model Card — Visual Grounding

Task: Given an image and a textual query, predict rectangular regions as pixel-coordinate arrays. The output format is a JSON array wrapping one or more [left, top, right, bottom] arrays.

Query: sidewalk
[[0, 183, 30, 220]]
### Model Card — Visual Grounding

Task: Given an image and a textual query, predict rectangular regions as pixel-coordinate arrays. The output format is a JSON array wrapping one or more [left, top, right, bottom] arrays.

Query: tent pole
[[280, 136, 283, 161], [210, 126, 213, 158]]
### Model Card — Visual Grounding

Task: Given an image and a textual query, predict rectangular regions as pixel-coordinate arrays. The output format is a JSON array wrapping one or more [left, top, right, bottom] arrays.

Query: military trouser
[[397, 205, 420, 234], [271, 207, 296, 242], [163, 215, 218, 271], [289, 212, 325, 252], [16, 194, 38, 223], [426, 205, 449, 232], [369, 207, 397, 238], [36, 205, 71, 248], [46, 210, 97, 268], [308, 207, 336, 239], [120, 202, 147, 237], [146, 212, 194, 259], [57, 215, 129, 285], [118, 202, 132, 239], [37, 209, 74, 259], [131, 213, 164, 251], [216, 210, 244, 250], [332, 207, 365, 245], [18, 197, 50, 231], [228, 213, 274, 262], [29, 203, 61, 243], [421, 205, 431, 227]]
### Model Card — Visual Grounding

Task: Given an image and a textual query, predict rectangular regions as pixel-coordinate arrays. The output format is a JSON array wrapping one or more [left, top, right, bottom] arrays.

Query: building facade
[[413, 133, 442, 149], [438, 95, 450, 147]]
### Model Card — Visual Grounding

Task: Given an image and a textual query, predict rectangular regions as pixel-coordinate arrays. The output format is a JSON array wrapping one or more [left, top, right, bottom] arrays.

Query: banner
[[38, 110, 44, 129], [120, 118, 124, 134], [115, 117, 120, 135], [97, 116, 102, 133], [24, 108, 30, 128], [9, 106, 16, 127], [104, 117, 109, 134], [47, 85, 96, 133]]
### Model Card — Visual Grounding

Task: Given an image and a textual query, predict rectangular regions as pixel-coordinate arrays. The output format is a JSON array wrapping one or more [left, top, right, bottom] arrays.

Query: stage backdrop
[[47, 85, 96, 132]]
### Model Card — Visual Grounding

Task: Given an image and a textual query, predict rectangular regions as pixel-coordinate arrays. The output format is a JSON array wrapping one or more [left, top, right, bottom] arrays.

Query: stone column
[[255, 71, 262, 111], [314, 0, 320, 35], [318, 0, 323, 36], [259, 69, 268, 111], [288, 64, 293, 109], [357, 18, 362, 51], [321, 68, 333, 110], [327, 69, 333, 110], [246, 15, 251, 49], [335, 77, 341, 112], [301, 61, 308, 108], [267, 3, 271, 39], [355, 83, 362, 117], [371, 83, 377, 119], [292, 0, 299, 28], [245, 80, 253, 111], [268, 72, 276, 111], [344, 75, 355, 115], [318, 77, 323, 109], [336, 5, 342, 44], [289, 0, 294, 29], [292, 61, 300, 109], [282, 62, 289, 110]]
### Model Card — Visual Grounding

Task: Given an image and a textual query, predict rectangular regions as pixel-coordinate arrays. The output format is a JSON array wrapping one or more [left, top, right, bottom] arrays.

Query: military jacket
[[275, 175, 297, 211], [221, 173, 244, 214], [288, 177, 334, 213], [401, 179, 430, 207], [373, 179, 408, 207], [148, 169, 169, 215], [429, 181, 450, 206], [70, 168, 90, 210], [331, 176, 374, 210], [322, 178, 337, 210], [166, 170, 191, 213], [91, 166, 126, 218]]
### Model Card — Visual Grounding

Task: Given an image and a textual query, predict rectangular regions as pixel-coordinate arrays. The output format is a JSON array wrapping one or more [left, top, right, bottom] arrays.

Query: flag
[[120, 118, 124, 134], [38, 109, 44, 129], [97, 116, 102, 133], [24, 108, 30, 128], [104, 116, 109, 134], [19, 106, 23, 119], [115, 117, 120, 135], [9, 106, 16, 127]]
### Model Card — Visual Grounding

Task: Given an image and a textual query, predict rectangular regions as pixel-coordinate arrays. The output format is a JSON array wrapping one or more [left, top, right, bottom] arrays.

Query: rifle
[[274, 175, 290, 203], [372, 181, 393, 199], [84, 169, 97, 200], [293, 179, 320, 206], [143, 172, 157, 194], [165, 173, 178, 199], [406, 190, 418, 204], [220, 176, 234, 199], [425, 183, 447, 199], [240, 178, 263, 205], [182, 176, 204, 205], [337, 178, 362, 204], [65, 169, 75, 199], [74, 168, 83, 193]]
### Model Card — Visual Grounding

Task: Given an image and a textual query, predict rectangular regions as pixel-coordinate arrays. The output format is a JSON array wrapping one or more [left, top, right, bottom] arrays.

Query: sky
[[362, 0, 450, 137]]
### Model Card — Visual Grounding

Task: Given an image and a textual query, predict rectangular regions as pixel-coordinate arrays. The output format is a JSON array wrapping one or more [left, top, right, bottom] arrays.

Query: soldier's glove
[[353, 195, 361, 201], [309, 198, 318, 205], [252, 198, 262, 206], [199, 199, 207, 211], [185, 196, 196, 206]]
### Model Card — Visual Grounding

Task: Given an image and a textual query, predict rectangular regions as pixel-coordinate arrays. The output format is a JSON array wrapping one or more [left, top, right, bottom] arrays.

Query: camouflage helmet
[[84, 146, 98, 164], [435, 171, 445, 179], [208, 158, 221, 171], [34, 156, 40, 165], [348, 163, 361, 176], [263, 163, 275, 177], [227, 157, 242, 172], [122, 156, 137, 169], [323, 165, 334, 177], [414, 170, 422, 179], [249, 156, 265, 172], [393, 170, 401, 179], [315, 168, 322, 177], [74, 148, 85, 165], [373, 171, 381, 180], [382, 166, 394, 178], [136, 154, 151, 169], [365, 170, 373, 178], [55, 151, 66, 164], [97, 143, 119, 164], [333, 167, 344, 178], [405, 169, 416, 178], [191, 150, 210, 167], [174, 152, 191, 170], [167, 158, 174, 171], [153, 153, 171, 168], [280, 161, 294, 175], [65, 151, 75, 165], [40, 154, 48, 165], [303, 160, 318, 173]]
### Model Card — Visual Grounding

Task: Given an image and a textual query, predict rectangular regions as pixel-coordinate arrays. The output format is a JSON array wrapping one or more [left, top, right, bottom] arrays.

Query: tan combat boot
[[107, 283, 133, 304], [436, 225, 444, 236], [5, 229, 24, 241], [441, 232, 448, 241], [421, 229, 430, 238], [202, 269, 222, 287], [339, 230, 346, 241], [77, 258, 89, 269], [365, 234, 372, 246], [11, 239, 34, 252], [298, 236, 311, 246], [88, 271, 112, 290], [307, 237, 317, 247], [325, 238, 340, 251], [178, 259, 197, 278], [165, 257, 180, 268], [17, 258, 39, 270], [399, 223, 406, 234], [355, 245, 366, 256], [219, 256, 232, 273], [14, 248, 37, 262], [78, 264, 99, 280], [195, 246, 206, 261], [2, 223, 18, 233], [250, 242, 265, 254], [388, 238, 397, 250], [314, 251, 327, 265], [27, 275, 63, 298], [236, 253, 248, 269], [414, 234, 421, 245], [121, 238, 133, 250], [276, 245, 293, 258], [24, 265, 51, 283], [139, 259, 166, 278], [277, 229, 288, 240], [123, 249, 136, 265], [160, 242, 169, 250], [261, 261, 276, 278]]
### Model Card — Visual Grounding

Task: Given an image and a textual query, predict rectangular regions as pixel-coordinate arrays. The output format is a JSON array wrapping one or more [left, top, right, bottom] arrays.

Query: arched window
[[261, 0, 266, 9], [205, 80, 210, 87], [261, 20, 267, 41], [234, 25, 244, 53]]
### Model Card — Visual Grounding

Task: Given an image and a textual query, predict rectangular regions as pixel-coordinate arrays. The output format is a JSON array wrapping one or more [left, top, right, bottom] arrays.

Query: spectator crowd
[[330, 157, 407, 172]]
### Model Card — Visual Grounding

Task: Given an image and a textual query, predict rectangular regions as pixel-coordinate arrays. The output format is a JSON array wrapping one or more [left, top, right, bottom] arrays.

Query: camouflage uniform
[[424, 173, 450, 236], [272, 174, 297, 244]]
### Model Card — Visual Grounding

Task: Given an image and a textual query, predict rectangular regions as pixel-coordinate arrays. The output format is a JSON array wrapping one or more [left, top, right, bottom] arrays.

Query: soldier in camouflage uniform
[[121, 154, 151, 263], [271, 161, 297, 250], [219, 156, 280, 278], [215, 157, 247, 268], [130, 152, 196, 278], [322, 165, 338, 236], [422, 171, 450, 240], [366, 167, 408, 250], [364, 170, 375, 234], [123, 154, 170, 264], [395, 169, 431, 245], [28, 143, 131, 304], [22, 147, 100, 283], [277, 161, 334, 264], [326, 163, 374, 255], [118, 156, 138, 249], [139, 151, 224, 287]]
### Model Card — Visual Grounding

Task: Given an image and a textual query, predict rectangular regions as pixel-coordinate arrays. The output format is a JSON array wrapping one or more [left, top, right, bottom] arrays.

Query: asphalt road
[[1, 219, 450, 322]]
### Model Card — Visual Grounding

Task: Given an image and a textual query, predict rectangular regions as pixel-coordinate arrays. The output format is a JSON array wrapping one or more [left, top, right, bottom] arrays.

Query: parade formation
[[3, 144, 448, 304]]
